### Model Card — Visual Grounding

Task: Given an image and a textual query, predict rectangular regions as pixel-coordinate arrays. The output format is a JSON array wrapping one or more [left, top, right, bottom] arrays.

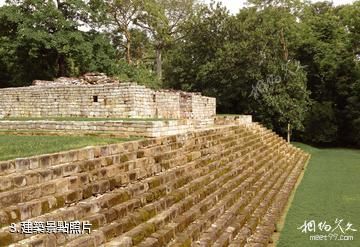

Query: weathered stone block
[[65, 190, 82, 204], [0, 177, 12, 191], [15, 158, 30, 171]]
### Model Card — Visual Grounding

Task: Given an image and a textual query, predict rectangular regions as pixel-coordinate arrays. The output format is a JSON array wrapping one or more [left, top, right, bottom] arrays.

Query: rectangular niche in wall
[[93, 96, 98, 102]]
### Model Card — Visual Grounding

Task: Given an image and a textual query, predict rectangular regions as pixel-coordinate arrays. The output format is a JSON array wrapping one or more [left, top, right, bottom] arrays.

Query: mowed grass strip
[[277, 143, 360, 247], [0, 135, 137, 161]]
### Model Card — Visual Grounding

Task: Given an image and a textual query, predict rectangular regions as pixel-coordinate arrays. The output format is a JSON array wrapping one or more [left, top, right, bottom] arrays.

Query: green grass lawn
[[277, 143, 360, 247], [1, 117, 169, 121], [0, 135, 136, 161]]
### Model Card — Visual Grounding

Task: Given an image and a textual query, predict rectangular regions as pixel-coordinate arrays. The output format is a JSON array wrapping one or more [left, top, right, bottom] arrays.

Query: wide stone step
[[0, 129, 259, 224], [150, 144, 302, 246], [0, 124, 310, 247], [3, 129, 270, 245], [169, 148, 294, 247], [104, 140, 284, 246], [212, 152, 304, 247], [227, 152, 307, 247], [240, 154, 309, 247], [170, 155, 285, 247], [67, 141, 274, 245]]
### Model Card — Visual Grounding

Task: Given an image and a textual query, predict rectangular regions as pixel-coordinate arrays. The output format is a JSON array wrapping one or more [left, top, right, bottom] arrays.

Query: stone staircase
[[0, 123, 310, 247]]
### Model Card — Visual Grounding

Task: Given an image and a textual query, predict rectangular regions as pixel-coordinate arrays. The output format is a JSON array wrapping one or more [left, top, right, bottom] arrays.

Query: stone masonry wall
[[191, 94, 216, 120], [154, 91, 181, 119], [214, 115, 253, 125], [0, 120, 193, 138], [0, 83, 216, 120], [179, 93, 192, 119], [0, 123, 310, 246], [0, 83, 145, 118]]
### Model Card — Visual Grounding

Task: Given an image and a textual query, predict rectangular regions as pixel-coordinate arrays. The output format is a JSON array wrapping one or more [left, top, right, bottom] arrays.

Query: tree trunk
[[287, 122, 291, 143], [125, 30, 132, 64], [280, 28, 289, 61], [126, 42, 131, 64], [53, 0, 60, 9], [57, 54, 66, 77], [155, 48, 162, 80]]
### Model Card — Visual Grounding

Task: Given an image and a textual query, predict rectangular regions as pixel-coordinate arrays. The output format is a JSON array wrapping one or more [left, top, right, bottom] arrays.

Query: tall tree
[[0, 0, 118, 86], [244, 0, 311, 141], [164, 1, 311, 140], [135, 0, 197, 79], [89, 0, 143, 64], [295, 1, 360, 145], [337, 1, 360, 146]]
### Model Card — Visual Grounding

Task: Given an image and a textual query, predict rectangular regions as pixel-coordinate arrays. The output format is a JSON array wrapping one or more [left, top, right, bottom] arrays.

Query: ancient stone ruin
[[1, 75, 216, 121], [0, 75, 310, 247], [32, 73, 120, 86]]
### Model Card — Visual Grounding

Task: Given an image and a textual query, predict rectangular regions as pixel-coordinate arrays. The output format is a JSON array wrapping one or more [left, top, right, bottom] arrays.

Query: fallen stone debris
[[32, 72, 120, 86]]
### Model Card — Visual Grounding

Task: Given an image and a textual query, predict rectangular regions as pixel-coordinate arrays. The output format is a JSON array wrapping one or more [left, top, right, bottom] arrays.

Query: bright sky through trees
[[202, 0, 356, 13], [0, 0, 356, 11]]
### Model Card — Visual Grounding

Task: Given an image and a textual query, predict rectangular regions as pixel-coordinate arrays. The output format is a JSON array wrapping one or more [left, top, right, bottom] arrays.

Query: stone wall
[[214, 115, 253, 125], [0, 83, 144, 118], [154, 91, 181, 119], [0, 123, 310, 246], [0, 83, 216, 120], [191, 94, 216, 120], [0, 120, 194, 138], [0, 115, 252, 138]]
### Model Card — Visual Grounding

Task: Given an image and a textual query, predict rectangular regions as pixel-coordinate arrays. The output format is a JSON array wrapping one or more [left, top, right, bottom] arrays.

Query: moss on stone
[[181, 238, 192, 247], [145, 192, 154, 203], [137, 209, 150, 222], [90, 218, 100, 229], [105, 157, 113, 166], [120, 155, 129, 163], [131, 223, 155, 245], [149, 178, 161, 189], [0, 232, 13, 246], [66, 191, 79, 203], [171, 191, 185, 203], [55, 196, 65, 208], [122, 217, 135, 232], [145, 207, 156, 218], [41, 200, 50, 213], [83, 186, 93, 199]]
